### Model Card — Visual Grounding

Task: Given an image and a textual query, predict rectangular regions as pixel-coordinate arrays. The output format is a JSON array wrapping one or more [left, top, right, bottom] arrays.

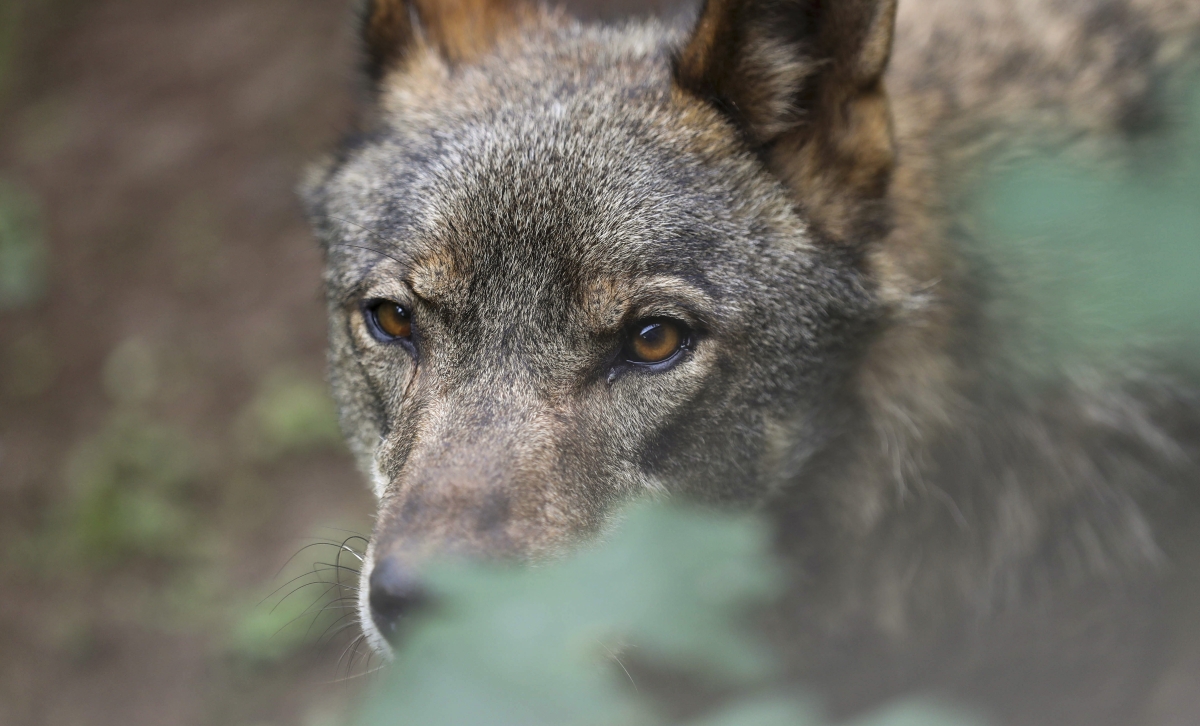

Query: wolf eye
[[366, 300, 412, 341], [626, 319, 686, 364]]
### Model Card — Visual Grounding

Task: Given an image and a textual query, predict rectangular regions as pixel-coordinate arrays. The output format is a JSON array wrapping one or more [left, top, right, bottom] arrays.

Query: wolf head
[[303, 0, 914, 653]]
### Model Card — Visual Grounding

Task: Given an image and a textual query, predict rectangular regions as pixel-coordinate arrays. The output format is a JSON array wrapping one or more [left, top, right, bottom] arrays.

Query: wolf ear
[[675, 0, 898, 238], [362, 0, 520, 81]]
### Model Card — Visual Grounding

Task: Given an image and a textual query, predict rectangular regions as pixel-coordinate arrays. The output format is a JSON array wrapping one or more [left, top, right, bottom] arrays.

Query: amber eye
[[367, 300, 412, 341], [628, 319, 686, 364]]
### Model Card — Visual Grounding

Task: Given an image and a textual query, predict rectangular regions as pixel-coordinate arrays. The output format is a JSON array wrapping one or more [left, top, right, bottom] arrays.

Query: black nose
[[368, 555, 429, 642]]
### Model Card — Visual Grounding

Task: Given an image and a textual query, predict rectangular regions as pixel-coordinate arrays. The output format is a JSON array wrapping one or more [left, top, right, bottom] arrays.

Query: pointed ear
[[675, 0, 898, 239], [362, 0, 521, 81]]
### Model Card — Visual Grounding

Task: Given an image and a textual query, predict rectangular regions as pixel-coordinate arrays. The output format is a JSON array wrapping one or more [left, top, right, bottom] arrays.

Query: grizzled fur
[[302, 0, 1200, 723]]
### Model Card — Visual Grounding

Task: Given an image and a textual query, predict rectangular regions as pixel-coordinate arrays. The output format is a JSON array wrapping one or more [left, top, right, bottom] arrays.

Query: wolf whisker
[[258, 561, 345, 607], [317, 613, 362, 644], [269, 576, 346, 615], [337, 633, 368, 676], [269, 540, 361, 582]]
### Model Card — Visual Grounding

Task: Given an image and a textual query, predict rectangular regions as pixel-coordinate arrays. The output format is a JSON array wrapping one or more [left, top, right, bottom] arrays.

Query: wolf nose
[[368, 555, 429, 642]]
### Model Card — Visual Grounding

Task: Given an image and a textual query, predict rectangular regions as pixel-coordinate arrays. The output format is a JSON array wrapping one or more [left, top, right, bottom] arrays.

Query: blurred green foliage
[[231, 559, 353, 664], [51, 339, 194, 563], [358, 505, 984, 726], [976, 82, 1200, 359], [236, 370, 344, 462], [0, 177, 47, 309], [54, 359, 345, 569], [39, 359, 357, 698], [63, 412, 198, 561]]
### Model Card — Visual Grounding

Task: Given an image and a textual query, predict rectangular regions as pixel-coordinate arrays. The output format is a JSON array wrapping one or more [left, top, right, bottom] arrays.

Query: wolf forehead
[[307, 21, 824, 310]]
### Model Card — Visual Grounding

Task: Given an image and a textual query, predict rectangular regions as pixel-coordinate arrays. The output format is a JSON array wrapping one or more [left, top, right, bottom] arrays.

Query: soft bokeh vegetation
[[975, 81, 1200, 361], [0, 3, 45, 311], [357, 504, 985, 726], [0, 2, 373, 722], [235, 370, 345, 463], [0, 177, 46, 309]]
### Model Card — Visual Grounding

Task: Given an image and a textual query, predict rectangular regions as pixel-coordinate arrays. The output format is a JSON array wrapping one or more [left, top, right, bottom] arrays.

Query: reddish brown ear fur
[[675, 0, 898, 240], [363, 0, 522, 80]]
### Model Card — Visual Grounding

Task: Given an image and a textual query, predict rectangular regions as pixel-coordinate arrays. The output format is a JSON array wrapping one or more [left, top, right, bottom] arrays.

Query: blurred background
[[1, 1, 1198, 725], [0, 2, 372, 724]]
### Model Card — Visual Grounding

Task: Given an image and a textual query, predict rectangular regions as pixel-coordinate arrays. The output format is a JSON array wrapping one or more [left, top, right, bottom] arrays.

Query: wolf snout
[[368, 555, 430, 643]]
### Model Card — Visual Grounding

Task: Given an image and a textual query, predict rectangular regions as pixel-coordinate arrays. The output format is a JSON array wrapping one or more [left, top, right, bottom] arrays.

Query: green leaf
[[236, 370, 343, 461], [850, 700, 990, 726], [360, 504, 782, 726], [0, 178, 47, 309], [974, 83, 1200, 359], [686, 697, 824, 726], [63, 413, 197, 561], [356, 504, 984, 726]]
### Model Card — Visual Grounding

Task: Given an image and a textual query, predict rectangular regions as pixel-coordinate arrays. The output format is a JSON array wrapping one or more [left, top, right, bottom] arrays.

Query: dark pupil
[[376, 302, 410, 337], [639, 324, 666, 347]]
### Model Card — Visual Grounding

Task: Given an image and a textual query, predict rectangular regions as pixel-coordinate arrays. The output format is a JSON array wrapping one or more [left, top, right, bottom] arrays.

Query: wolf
[[301, 0, 1200, 722]]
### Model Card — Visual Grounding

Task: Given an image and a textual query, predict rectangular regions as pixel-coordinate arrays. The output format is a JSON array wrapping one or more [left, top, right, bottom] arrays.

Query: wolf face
[[303, 0, 901, 653], [302, 0, 1200, 721]]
